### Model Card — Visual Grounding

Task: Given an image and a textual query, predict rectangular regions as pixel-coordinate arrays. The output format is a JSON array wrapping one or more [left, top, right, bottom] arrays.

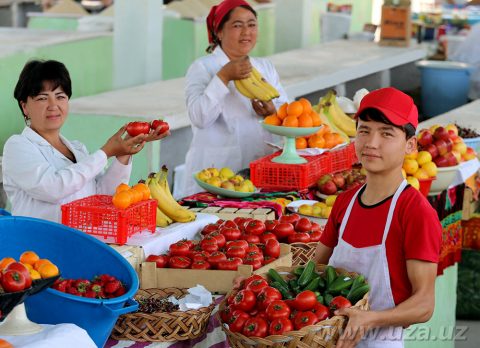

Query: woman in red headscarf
[[182, 0, 288, 197]]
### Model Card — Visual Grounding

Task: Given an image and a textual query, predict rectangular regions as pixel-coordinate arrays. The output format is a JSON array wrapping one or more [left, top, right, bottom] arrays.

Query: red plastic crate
[[250, 142, 358, 191], [61, 195, 156, 245]]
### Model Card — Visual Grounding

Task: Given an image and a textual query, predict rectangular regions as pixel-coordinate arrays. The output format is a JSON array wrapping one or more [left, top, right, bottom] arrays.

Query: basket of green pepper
[[218, 262, 369, 348]]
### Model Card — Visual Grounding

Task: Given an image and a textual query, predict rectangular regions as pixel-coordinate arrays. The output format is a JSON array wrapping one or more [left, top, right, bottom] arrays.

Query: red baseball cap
[[355, 87, 418, 128]]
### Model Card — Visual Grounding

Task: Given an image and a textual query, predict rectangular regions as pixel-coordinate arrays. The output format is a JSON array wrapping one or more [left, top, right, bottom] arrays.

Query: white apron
[[329, 180, 408, 348]]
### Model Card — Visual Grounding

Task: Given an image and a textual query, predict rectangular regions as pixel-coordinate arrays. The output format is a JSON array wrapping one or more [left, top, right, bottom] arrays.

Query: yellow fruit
[[403, 159, 419, 175], [323, 206, 333, 218], [401, 168, 407, 179], [422, 162, 438, 178], [325, 195, 337, 207], [298, 204, 313, 215], [29, 269, 41, 280], [406, 176, 420, 190], [416, 151, 432, 166], [404, 151, 418, 160], [312, 205, 323, 217], [413, 168, 429, 180]]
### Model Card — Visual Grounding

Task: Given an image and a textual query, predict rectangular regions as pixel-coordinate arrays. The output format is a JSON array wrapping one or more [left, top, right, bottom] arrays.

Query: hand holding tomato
[[101, 125, 147, 158]]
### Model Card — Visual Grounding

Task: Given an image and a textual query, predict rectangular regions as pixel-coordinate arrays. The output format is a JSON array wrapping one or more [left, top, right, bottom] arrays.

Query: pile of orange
[[0, 251, 59, 280], [296, 125, 345, 150], [112, 182, 150, 209], [264, 99, 322, 128]]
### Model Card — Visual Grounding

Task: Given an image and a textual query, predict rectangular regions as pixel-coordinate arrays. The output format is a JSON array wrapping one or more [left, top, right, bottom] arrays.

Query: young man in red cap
[[314, 87, 442, 348]]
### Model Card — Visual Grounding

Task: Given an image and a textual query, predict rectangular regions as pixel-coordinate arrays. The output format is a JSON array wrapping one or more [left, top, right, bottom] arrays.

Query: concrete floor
[[455, 320, 480, 348]]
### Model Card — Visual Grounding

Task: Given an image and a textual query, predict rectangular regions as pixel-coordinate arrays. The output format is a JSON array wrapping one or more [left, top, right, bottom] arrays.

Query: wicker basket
[[219, 264, 369, 348], [291, 242, 318, 266], [111, 288, 215, 342]]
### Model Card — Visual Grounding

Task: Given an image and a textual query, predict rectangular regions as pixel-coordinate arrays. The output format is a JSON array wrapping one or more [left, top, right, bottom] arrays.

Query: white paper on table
[[0, 323, 96, 348], [450, 158, 480, 189], [296, 142, 349, 156]]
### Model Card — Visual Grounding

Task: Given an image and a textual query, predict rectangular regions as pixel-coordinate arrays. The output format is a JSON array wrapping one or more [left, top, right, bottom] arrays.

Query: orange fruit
[[299, 98, 312, 115], [129, 189, 143, 204], [296, 137, 308, 149], [332, 133, 345, 146], [308, 134, 325, 148], [112, 191, 132, 209], [29, 269, 41, 280], [20, 251, 39, 266], [324, 133, 336, 149], [22, 263, 33, 271], [115, 183, 130, 194], [38, 263, 59, 279], [0, 257, 15, 272], [264, 114, 282, 126], [0, 338, 13, 348], [277, 103, 288, 120], [286, 101, 303, 117], [298, 114, 313, 128], [310, 111, 322, 127], [132, 183, 150, 201], [34, 258, 53, 271], [282, 115, 299, 127]]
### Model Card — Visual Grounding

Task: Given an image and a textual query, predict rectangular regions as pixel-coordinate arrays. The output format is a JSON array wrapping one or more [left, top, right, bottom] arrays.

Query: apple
[[443, 152, 459, 166], [451, 150, 462, 164], [319, 180, 338, 195], [445, 124, 459, 136], [463, 147, 477, 161], [433, 127, 450, 142], [332, 173, 346, 190], [434, 139, 448, 156], [424, 144, 439, 159], [221, 181, 235, 190], [433, 155, 449, 168], [445, 138, 453, 153], [453, 142, 467, 155], [317, 174, 332, 187], [429, 124, 441, 134], [451, 135, 463, 144], [417, 129, 433, 147]]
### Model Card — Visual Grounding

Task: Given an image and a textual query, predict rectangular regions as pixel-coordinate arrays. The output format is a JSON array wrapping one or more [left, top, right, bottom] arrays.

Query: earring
[[24, 117, 31, 127]]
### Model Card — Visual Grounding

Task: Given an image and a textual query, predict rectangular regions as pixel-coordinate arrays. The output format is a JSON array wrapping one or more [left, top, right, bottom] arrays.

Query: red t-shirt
[[320, 185, 442, 305]]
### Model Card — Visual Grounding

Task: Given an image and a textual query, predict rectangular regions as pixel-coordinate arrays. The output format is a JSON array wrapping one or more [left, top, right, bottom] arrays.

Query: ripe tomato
[[200, 238, 219, 253], [220, 227, 242, 241], [220, 305, 234, 323], [329, 296, 352, 314], [201, 223, 218, 236], [242, 274, 264, 289], [312, 302, 329, 321], [264, 220, 279, 232], [191, 260, 211, 270], [192, 251, 210, 262], [265, 239, 280, 258], [311, 222, 322, 232], [126, 121, 150, 136], [292, 290, 317, 311], [150, 119, 169, 134], [244, 257, 263, 270], [210, 232, 226, 248], [1, 270, 26, 292], [266, 300, 291, 321], [307, 230, 322, 242], [233, 217, 246, 227], [246, 243, 260, 254], [245, 220, 266, 235], [227, 240, 248, 251], [207, 252, 227, 268], [169, 242, 191, 257], [293, 311, 318, 330], [257, 286, 282, 310], [263, 256, 276, 264], [242, 233, 261, 244], [242, 317, 268, 338], [295, 217, 313, 232], [5, 262, 32, 288], [222, 220, 238, 229], [246, 278, 268, 294], [288, 232, 311, 244], [232, 289, 256, 312], [168, 256, 191, 269], [145, 254, 169, 268], [226, 246, 246, 259], [273, 223, 295, 239], [217, 257, 242, 271], [228, 310, 250, 333], [260, 231, 277, 243], [269, 318, 293, 336], [279, 214, 300, 225]]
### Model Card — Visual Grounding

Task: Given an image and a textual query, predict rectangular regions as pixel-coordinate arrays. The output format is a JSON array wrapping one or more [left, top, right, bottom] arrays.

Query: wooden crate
[[139, 244, 292, 293], [187, 206, 275, 221], [379, 0, 411, 47], [109, 244, 145, 272]]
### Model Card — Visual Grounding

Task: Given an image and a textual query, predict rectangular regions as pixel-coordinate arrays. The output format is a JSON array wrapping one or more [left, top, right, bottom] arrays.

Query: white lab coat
[[2, 127, 132, 223], [182, 47, 289, 197]]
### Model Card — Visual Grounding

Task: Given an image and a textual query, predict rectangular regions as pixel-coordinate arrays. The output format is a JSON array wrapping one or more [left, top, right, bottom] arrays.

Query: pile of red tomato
[[126, 119, 169, 137], [220, 274, 352, 338]]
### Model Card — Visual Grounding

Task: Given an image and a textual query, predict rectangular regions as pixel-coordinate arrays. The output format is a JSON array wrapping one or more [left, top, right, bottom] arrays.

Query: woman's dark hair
[[14, 60, 72, 118], [358, 108, 416, 139], [207, 5, 257, 53]]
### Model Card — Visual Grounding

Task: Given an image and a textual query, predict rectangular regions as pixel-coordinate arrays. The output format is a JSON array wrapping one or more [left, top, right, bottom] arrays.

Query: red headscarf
[[206, 0, 253, 45]]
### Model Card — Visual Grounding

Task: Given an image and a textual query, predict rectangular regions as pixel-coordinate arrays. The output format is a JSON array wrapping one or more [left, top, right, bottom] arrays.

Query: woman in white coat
[[2, 60, 169, 223], [182, 0, 288, 197]]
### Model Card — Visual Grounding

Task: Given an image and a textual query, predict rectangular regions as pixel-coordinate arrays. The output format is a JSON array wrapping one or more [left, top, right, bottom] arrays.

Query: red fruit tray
[[61, 195, 157, 245], [250, 142, 358, 191]]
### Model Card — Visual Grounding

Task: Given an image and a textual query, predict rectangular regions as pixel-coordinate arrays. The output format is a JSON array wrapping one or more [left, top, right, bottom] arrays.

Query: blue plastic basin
[[416, 60, 472, 118], [0, 216, 139, 347]]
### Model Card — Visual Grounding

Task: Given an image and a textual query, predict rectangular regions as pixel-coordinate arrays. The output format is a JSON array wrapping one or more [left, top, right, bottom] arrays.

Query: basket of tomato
[[218, 262, 370, 348]]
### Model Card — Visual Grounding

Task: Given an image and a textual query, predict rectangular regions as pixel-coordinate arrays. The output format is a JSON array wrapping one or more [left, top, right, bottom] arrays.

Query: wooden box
[[379, 0, 411, 47], [188, 206, 276, 221], [109, 244, 145, 272]]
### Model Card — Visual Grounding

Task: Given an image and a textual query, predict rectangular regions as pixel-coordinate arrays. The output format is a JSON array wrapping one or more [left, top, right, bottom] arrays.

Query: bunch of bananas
[[147, 167, 196, 227], [234, 67, 280, 101], [316, 90, 357, 139]]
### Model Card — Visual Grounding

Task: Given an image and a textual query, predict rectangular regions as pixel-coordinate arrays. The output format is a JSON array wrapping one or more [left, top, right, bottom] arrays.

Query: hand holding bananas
[[233, 60, 280, 102], [217, 55, 252, 85]]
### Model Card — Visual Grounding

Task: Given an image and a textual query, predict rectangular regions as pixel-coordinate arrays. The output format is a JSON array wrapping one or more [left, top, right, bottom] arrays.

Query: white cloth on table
[[90, 213, 219, 257], [0, 323, 96, 348], [451, 158, 480, 188], [2, 127, 132, 223], [181, 46, 289, 198]]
